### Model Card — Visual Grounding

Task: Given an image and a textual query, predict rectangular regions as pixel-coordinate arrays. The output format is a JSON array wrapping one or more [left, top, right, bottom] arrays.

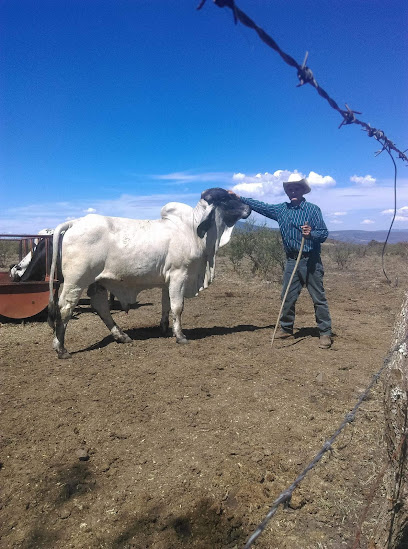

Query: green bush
[[328, 242, 356, 270], [367, 239, 383, 256], [387, 242, 408, 259], [226, 220, 285, 281]]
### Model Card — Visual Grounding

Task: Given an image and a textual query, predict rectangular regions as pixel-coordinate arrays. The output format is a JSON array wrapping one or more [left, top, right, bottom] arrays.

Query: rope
[[271, 236, 305, 346]]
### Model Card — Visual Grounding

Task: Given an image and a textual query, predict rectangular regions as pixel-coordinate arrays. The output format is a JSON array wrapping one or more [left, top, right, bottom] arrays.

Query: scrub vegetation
[[224, 221, 408, 276]]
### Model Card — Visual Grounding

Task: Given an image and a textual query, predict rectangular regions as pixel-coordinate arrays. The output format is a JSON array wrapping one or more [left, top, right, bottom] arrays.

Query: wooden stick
[[271, 236, 305, 347]]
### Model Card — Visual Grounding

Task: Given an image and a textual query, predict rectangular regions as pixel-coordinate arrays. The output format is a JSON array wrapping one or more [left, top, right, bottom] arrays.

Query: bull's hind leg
[[168, 277, 187, 344], [53, 285, 84, 359], [87, 283, 132, 344], [160, 287, 170, 335]]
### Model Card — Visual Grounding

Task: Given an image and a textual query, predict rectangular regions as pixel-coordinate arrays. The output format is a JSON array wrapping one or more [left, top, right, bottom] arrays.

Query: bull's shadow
[[73, 323, 273, 355]]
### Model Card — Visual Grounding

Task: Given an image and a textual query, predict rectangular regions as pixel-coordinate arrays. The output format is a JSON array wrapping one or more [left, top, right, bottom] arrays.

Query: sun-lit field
[[1, 244, 407, 548]]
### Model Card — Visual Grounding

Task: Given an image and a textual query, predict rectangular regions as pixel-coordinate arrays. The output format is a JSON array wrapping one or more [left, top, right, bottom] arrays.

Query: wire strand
[[381, 151, 397, 284]]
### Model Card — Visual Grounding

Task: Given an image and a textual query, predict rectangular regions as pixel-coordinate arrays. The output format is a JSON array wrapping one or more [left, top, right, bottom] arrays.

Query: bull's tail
[[48, 220, 76, 330]]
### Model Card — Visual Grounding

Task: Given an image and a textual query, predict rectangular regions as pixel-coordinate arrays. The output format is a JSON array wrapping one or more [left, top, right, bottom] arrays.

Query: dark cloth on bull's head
[[18, 239, 50, 282], [13, 238, 62, 282], [200, 187, 251, 228]]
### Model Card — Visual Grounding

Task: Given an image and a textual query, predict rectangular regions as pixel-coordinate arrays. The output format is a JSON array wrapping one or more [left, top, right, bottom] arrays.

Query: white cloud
[[2, 171, 408, 234], [307, 171, 336, 187], [361, 219, 375, 224], [315, 181, 408, 219], [233, 182, 263, 194], [84, 207, 96, 213], [153, 171, 231, 184], [0, 192, 199, 234], [381, 206, 408, 222], [330, 219, 344, 224], [231, 169, 336, 199], [350, 174, 376, 187]]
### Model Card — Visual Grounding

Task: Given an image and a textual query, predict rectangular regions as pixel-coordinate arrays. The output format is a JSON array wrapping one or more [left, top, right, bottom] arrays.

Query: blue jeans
[[280, 255, 332, 335]]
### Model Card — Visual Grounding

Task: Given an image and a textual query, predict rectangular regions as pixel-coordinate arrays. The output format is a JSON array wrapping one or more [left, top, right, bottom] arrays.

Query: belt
[[286, 251, 317, 259]]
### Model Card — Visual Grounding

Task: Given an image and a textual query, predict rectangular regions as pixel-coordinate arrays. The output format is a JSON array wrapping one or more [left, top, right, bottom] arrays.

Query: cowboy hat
[[283, 178, 311, 194]]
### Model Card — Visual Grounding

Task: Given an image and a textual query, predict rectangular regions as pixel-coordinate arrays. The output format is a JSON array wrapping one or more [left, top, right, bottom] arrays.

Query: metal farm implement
[[0, 234, 59, 320]]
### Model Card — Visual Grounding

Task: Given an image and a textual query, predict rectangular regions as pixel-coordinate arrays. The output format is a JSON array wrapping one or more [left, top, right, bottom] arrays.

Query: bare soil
[[0, 251, 406, 549]]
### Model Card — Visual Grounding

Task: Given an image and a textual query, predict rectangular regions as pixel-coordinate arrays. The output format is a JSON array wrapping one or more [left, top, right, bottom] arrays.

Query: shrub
[[367, 239, 383, 256], [226, 220, 285, 281], [329, 242, 355, 270], [387, 242, 408, 259]]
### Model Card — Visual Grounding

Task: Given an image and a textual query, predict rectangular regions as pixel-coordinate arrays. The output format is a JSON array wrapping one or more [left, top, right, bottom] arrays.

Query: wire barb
[[297, 65, 317, 88], [338, 104, 362, 129]]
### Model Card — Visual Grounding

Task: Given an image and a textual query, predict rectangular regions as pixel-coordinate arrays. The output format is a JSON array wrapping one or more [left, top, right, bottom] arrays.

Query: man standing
[[230, 178, 332, 349]]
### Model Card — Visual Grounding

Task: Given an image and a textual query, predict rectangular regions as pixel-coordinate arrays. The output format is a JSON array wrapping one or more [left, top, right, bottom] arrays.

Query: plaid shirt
[[240, 197, 328, 255]]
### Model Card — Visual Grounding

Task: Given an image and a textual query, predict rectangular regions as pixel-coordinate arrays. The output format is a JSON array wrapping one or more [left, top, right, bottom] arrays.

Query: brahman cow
[[48, 188, 251, 358], [10, 229, 54, 281]]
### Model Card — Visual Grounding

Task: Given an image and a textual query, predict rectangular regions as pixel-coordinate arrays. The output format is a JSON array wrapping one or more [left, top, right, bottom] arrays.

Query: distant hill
[[328, 230, 408, 244]]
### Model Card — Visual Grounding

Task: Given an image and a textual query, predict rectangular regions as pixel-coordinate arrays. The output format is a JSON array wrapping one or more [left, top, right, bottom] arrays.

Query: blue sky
[[1, 0, 407, 234]]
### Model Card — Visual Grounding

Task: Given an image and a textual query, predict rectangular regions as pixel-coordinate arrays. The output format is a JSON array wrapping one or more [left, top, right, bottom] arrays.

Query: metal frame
[[0, 234, 59, 319]]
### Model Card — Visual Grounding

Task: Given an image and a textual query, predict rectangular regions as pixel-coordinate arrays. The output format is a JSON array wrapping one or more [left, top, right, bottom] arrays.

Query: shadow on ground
[[111, 497, 246, 548], [73, 323, 274, 354], [20, 462, 97, 549]]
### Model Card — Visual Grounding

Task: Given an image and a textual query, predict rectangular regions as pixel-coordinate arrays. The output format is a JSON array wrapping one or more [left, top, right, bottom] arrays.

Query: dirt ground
[[1, 250, 407, 549]]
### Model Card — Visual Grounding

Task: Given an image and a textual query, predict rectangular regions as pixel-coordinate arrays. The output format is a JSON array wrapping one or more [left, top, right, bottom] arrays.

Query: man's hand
[[301, 222, 311, 238], [227, 190, 240, 199]]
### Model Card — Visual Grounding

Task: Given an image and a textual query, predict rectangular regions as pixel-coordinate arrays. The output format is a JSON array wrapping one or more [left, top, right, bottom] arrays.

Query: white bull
[[48, 188, 251, 358]]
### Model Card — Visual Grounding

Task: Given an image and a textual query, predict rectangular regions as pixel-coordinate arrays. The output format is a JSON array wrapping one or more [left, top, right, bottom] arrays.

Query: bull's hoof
[[176, 337, 189, 344], [116, 334, 132, 344], [58, 349, 72, 359]]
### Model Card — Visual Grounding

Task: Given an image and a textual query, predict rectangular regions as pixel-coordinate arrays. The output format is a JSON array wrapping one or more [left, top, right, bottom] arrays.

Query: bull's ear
[[196, 199, 215, 238], [219, 226, 234, 248]]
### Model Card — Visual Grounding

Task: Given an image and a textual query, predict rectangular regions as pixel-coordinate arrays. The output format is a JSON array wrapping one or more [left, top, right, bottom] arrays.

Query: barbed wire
[[197, 0, 408, 164], [241, 340, 404, 548]]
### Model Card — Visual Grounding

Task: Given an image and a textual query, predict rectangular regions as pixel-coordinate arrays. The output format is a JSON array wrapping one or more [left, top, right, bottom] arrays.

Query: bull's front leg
[[168, 276, 187, 344]]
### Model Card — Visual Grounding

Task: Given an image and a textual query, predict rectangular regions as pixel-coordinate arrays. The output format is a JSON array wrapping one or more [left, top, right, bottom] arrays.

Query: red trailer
[[0, 234, 59, 320]]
